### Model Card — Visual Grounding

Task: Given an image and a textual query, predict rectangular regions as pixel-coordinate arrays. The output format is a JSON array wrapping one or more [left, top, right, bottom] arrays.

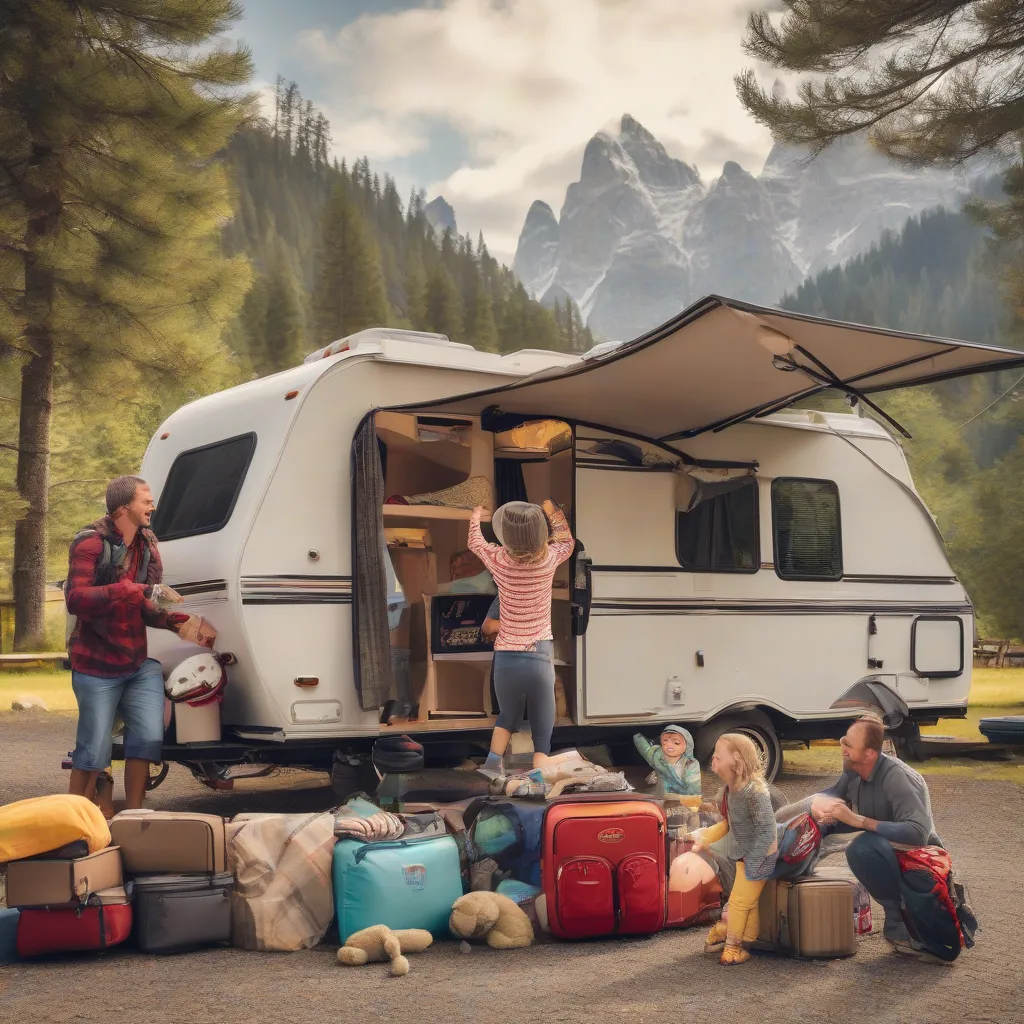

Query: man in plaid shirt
[[65, 475, 197, 809]]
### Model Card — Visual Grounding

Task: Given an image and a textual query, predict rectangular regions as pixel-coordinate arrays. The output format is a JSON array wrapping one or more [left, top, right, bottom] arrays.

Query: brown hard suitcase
[[754, 876, 856, 958], [5, 847, 124, 908], [109, 810, 226, 874]]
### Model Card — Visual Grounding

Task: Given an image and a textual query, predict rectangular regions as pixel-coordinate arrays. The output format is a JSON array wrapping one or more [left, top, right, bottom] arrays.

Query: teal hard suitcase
[[332, 834, 464, 942]]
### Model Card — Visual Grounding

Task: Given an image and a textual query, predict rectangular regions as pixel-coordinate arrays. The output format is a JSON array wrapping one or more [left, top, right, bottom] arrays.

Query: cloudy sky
[[232, 1, 782, 264]]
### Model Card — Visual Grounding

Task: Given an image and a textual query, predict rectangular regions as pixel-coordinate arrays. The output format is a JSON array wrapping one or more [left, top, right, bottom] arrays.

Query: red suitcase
[[541, 794, 667, 939], [16, 897, 132, 957]]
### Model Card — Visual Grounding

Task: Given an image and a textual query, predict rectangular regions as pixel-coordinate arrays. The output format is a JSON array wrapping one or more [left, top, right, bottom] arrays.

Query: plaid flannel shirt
[[65, 530, 185, 678]]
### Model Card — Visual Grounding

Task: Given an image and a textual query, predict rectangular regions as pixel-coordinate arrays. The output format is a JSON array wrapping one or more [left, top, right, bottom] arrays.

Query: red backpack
[[896, 847, 977, 961]]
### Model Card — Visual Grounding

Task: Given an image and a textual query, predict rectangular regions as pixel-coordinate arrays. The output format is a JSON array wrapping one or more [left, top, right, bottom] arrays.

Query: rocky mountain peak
[[511, 117, 983, 341], [512, 200, 561, 299], [578, 132, 636, 189], [424, 195, 457, 237], [619, 113, 701, 190]]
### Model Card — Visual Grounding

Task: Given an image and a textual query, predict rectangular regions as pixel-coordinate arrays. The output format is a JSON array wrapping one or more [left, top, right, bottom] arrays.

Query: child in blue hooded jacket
[[634, 725, 702, 797]]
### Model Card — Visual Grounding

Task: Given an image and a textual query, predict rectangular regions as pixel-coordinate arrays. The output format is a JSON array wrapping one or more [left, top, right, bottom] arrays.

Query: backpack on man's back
[[63, 528, 153, 647]]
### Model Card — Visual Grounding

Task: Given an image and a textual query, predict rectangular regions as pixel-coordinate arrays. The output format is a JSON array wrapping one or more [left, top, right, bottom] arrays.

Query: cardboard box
[[6, 847, 123, 908], [109, 810, 227, 874], [389, 548, 437, 607]]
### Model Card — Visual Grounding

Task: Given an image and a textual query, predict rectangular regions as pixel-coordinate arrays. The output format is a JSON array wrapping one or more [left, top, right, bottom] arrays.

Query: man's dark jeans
[[846, 831, 911, 943]]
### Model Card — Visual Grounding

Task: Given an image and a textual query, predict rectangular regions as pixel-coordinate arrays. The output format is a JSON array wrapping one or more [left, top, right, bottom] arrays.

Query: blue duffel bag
[[332, 834, 464, 942], [464, 798, 546, 888]]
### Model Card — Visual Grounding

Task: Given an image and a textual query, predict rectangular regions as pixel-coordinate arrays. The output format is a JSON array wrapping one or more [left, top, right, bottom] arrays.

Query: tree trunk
[[13, 192, 57, 652]]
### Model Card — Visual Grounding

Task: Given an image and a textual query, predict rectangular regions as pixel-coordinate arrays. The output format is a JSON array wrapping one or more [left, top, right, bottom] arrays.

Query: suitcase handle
[[545, 793, 664, 807], [79, 893, 108, 950], [352, 834, 446, 864]]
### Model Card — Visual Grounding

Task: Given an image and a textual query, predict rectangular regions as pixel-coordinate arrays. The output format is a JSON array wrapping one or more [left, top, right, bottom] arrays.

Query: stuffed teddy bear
[[337, 924, 433, 976], [449, 891, 534, 949]]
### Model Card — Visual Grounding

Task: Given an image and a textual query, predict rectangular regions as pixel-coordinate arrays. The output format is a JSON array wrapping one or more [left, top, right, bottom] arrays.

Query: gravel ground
[[1, 710, 1022, 1024]]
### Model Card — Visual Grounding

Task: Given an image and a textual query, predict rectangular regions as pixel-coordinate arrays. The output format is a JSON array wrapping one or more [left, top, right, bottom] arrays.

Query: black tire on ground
[[894, 722, 924, 761], [694, 711, 783, 783], [330, 757, 379, 802]]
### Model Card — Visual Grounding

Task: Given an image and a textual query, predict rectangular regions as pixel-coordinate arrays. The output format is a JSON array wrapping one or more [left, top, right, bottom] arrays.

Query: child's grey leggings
[[493, 641, 556, 755]]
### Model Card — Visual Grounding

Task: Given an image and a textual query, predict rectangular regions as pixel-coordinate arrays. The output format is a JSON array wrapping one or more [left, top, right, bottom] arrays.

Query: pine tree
[[0, 0, 252, 648], [262, 255, 306, 372], [424, 265, 464, 340], [235, 274, 270, 373], [403, 245, 429, 329], [471, 278, 499, 351], [312, 183, 391, 343], [737, 1, 1023, 164]]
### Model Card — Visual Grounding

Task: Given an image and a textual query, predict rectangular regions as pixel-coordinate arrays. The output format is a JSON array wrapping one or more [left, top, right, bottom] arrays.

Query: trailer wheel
[[695, 712, 782, 783]]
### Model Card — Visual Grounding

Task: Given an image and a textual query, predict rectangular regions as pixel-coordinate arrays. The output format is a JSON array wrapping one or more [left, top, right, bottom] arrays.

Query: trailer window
[[772, 478, 842, 581], [151, 433, 256, 541], [676, 477, 759, 573]]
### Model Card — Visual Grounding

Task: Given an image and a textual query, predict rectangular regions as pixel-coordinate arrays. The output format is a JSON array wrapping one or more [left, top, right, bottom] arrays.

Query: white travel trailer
[[137, 295, 1024, 791]]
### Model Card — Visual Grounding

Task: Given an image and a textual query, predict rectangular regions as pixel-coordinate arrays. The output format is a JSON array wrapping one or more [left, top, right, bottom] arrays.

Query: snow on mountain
[[512, 114, 986, 340]]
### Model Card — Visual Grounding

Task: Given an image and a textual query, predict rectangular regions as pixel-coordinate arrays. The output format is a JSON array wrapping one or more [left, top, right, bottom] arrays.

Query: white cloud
[[297, 0, 781, 263]]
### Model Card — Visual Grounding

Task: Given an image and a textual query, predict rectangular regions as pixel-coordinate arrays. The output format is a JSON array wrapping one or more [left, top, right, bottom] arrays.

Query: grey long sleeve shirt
[[820, 752, 941, 847], [724, 782, 779, 880]]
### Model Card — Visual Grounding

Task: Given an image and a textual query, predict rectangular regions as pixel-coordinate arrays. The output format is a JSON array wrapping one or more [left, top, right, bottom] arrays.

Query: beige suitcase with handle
[[754, 876, 856, 958], [110, 810, 227, 874]]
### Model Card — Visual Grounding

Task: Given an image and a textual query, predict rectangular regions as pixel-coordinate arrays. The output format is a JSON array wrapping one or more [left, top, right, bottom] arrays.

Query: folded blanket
[[334, 810, 404, 842]]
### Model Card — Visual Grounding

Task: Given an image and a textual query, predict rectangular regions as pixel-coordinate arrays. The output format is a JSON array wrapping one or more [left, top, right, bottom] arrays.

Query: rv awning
[[402, 295, 1024, 440]]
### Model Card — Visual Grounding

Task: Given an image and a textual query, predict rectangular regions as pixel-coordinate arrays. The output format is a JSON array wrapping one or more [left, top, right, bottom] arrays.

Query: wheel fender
[[830, 676, 909, 729]]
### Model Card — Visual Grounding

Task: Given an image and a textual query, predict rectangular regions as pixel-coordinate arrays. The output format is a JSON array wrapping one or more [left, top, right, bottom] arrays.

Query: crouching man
[[64, 475, 200, 809], [811, 715, 944, 962]]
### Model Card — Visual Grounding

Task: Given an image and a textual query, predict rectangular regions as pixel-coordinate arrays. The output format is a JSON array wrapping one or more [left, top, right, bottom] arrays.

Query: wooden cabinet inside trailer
[[374, 410, 575, 727]]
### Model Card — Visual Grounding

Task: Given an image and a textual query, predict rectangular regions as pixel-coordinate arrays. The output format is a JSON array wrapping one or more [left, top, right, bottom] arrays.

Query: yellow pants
[[696, 819, 765, 945], [727, 860, 765, 944]]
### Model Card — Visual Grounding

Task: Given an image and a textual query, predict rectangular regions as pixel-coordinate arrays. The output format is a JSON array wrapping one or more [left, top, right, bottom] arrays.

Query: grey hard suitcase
[[133, 873, 233, 953]]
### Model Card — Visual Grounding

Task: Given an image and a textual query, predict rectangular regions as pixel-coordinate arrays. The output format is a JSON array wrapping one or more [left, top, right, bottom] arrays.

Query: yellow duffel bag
[[0, 794, 110, 863]]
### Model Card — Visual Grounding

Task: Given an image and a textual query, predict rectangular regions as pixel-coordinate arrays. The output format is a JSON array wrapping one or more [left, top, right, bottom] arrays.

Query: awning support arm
[[788, 347, 913, 440]]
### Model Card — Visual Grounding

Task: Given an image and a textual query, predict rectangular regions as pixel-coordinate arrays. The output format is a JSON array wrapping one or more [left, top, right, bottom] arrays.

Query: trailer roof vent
[[304, 328, 452, 364]]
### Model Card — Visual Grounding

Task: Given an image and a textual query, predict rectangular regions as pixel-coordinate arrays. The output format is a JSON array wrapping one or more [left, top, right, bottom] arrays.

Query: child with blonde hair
[[687, 733, 778, 964]]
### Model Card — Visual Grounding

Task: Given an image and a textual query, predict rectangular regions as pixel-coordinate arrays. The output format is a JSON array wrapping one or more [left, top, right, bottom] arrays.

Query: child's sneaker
[[719, 944, 751, 966], [477, 753, 505, 780], [704, 921, 728, 951]]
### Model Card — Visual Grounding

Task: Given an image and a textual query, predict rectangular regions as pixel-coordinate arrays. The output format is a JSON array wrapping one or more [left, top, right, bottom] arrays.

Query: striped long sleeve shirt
[[468, 506, 574, 651]]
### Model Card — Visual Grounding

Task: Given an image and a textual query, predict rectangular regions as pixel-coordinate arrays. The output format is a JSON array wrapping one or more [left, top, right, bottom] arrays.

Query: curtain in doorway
[[352, 415, 396, 710]]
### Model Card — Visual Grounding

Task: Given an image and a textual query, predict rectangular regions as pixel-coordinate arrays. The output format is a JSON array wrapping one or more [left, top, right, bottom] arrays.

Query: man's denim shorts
[[71, 658, 165, 770]]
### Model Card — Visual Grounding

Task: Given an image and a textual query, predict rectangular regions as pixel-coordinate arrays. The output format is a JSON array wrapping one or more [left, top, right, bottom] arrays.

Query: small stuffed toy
[[337, 925, 433, 976], [449, 891, 535, 949]]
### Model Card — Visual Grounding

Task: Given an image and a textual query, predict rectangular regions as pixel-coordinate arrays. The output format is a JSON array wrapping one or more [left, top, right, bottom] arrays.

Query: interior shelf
[[382, 505, 490, 522]]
